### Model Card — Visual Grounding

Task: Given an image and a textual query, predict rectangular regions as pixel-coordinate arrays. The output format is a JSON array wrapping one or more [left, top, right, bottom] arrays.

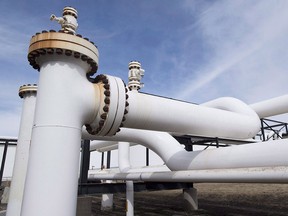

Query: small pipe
[[118, 142, 131, 172], [0, 141, 8, 185], [90, 140, 118, 152], [126, 181, 134, 216], [90, 166, 288, 183], [90, 140, 137, 152]]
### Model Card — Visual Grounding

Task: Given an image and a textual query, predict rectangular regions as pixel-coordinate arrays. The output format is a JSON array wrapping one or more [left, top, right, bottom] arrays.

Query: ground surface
[[90, 183, 288, 216]]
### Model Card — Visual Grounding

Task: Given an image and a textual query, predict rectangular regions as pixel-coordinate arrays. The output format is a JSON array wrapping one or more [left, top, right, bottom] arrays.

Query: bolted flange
[[28, 31, 99, 75], [85, 74, 128, 136], [19, 84, 37, 98]]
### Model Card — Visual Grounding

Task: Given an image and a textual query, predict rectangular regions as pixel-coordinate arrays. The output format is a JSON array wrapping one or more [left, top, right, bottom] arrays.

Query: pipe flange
[[28, 31, 99, 75], [19, 84, 37, 98], [85, 75, 127, 136]]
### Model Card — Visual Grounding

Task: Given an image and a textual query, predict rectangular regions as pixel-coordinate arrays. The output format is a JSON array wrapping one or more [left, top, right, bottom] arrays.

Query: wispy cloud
[[172, 1, 288, 103]]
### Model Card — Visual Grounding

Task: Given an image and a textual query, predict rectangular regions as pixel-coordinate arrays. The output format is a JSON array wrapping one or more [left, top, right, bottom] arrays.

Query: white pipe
[[125, 92, 260, 139], [90, 141, 118, 152], [118, 142, 131, 172], [83, 128, 288, 171], [250, 94, 288, 118], [126, 181, 134, 216], [118, 142, 134, 216], [21, 56, 97, 216], [7, 85, 37, 216], [90, 140, 138, 152], [201, 97, 258, 116], [83, 128, 181, 170], [90, 166, 288, 183]]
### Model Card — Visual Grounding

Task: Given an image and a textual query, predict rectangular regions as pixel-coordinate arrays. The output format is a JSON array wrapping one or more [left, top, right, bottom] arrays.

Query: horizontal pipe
[[83, 128, 288, 171], [90, 141, 118, 152], [90, 140, 137, 152], [249, 94, 288, 118], [124, 92, 260, 139], [89, 166, 288, 183]]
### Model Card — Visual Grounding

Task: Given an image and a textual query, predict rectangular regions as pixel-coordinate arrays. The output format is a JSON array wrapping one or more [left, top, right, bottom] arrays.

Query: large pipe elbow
[[201, 97, 261, 138], [83, 128, 185, 171]]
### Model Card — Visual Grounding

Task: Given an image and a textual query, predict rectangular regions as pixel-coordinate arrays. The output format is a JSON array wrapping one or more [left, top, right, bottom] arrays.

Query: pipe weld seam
[[33, 125, 82, 131]]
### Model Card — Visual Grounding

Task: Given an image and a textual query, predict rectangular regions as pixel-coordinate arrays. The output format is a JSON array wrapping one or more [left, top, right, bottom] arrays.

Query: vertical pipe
[[118, 142, 134, 215], [6, 85, 37, 216], [118, 142, 131, 172], [21, 57, 96, 216], [0, 141, 8, 186], [126, 181, 134, 216], [22, 9, 99, 215], [78, 140, 90, 195], [106, 151, 111, 169], [21, 12, 100, 216], [79, 140, 90, 184], [146, 148, 149, 166], [101, 152, 105, 169]]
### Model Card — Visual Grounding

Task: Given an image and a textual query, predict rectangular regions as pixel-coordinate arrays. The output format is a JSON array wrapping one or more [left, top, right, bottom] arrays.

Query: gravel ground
[[90, 183, 288, 216], [2, 183, 288, 215]]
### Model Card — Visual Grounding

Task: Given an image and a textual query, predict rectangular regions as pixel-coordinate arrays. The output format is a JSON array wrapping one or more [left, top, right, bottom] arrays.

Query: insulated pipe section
[[7, 85, 37, 216], [249, 94, 288, 118], [124, 92, 260, 139]]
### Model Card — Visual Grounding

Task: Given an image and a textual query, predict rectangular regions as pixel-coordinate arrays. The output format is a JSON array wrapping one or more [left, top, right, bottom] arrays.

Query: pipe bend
[[201, 97, 258, 117], [201, 97, 261, 138], [82, 127, 183, 170]]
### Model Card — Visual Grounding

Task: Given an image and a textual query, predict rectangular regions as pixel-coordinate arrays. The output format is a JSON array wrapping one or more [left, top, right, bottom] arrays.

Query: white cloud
[[173, 1, 288, 104]]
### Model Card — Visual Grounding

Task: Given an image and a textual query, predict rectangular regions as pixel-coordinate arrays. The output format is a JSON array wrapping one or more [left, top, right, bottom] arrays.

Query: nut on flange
[[27, 31, 99, 75], [19, 84, 37, 98]]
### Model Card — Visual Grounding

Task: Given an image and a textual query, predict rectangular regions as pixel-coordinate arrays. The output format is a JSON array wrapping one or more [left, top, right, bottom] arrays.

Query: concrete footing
[[1, 187, 10, 204], [101, 194, 114, 210], [183, 187, 198, 211]]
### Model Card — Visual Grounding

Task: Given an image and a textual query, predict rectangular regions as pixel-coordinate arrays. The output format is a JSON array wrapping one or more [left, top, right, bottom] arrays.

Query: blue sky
[[1, 0, 288, 136]]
